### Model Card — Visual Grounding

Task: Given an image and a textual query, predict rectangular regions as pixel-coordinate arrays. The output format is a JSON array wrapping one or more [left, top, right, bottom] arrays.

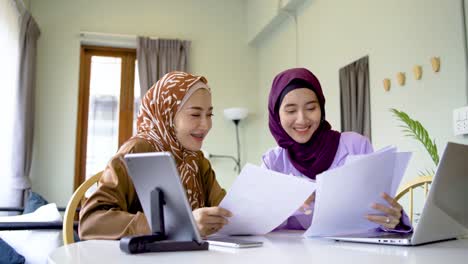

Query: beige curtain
[[10, 1, 41, 206], [136, 37, 191, 96], [339, 56, 371, 140]]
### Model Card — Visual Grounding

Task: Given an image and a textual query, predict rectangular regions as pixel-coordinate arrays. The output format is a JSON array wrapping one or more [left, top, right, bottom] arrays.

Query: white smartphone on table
[[205, 237, 263, 248]]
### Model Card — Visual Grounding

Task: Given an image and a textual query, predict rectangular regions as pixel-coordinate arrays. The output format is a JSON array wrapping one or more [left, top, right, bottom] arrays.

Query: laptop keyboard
[[340, 231, 412, 239]]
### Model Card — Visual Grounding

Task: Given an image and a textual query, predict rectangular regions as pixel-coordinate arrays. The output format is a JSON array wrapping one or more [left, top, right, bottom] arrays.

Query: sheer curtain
[[11, 3, 41, 200], [0, 0, 21, 207]]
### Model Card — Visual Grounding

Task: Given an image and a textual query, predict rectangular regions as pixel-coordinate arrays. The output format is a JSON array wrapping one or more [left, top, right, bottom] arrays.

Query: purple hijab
[[268, 68, 341, 180]]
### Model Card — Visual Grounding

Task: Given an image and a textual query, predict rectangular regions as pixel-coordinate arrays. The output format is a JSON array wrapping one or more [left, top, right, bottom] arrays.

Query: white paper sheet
[[390, 152, 412, 196], [304, 147, 411, 237], [217, 163, 316, 235], [344, 147, 411, 196]]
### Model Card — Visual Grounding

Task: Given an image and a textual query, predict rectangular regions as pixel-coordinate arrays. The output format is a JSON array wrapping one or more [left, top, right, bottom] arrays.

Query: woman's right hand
[[192, 207, 232, 237]]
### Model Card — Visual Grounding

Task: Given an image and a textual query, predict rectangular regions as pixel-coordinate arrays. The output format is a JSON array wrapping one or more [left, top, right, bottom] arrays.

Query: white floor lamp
[[206, 107, 248, 173]]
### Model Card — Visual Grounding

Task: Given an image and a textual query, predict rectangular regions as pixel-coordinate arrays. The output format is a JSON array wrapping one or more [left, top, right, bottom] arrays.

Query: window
[[0, 0, 20, 204], [74, 46, 140, 190]]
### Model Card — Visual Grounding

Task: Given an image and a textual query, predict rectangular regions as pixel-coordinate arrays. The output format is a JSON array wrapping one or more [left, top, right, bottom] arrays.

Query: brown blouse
[[78, 138, 226, 240]]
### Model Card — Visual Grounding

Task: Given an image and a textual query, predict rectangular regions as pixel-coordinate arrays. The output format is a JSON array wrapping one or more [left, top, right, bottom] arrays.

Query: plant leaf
[[390, 108, 440, 166]]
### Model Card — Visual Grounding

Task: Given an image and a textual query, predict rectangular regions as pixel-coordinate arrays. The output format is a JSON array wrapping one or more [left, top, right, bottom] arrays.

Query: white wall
[[29, 0, 256, 205], [28, 0, 468, 208], [247, 0, 468, 188], [247, 0, 279, 43]]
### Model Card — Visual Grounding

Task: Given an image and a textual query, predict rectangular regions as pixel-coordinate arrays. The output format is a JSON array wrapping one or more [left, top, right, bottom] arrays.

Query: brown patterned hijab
[[134, 71, 210, 209]]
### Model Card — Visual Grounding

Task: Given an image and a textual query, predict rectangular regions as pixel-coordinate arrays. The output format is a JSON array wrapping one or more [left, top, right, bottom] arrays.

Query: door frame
[[74, 45, 136, 190]]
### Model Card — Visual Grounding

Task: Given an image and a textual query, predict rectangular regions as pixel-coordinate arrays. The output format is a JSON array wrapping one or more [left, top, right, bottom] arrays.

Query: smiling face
[[174, 88, 213, 151], [279, 88, 322, 144]]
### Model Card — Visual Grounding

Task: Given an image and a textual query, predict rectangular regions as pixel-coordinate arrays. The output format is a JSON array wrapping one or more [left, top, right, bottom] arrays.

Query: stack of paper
[[217, 164, 316, 235], [304, 146, 411, 237]]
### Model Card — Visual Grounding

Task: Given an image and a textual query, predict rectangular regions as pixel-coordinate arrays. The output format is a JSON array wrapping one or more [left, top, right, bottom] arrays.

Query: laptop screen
[[433, 142, 468, 229]]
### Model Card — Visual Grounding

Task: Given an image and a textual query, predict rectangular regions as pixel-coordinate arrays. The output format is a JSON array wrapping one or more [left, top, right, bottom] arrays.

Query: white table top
[[49, 231, 468, 264]]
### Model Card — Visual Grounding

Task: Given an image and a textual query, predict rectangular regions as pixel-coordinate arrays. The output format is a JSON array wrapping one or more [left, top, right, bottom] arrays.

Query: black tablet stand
[[120, 188, 209, 254]]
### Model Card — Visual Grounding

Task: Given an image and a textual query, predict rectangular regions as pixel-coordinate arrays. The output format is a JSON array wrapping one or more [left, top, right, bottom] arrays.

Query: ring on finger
[[385, 217, 391, 224]]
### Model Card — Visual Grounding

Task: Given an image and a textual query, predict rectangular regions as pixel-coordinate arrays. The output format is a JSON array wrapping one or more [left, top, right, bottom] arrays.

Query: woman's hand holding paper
[[192, 207, 232, 237], [366, 192, 403, 229]]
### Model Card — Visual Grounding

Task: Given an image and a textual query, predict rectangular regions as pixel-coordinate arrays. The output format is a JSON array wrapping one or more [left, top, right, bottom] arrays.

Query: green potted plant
[[390, 108, 439, 175]]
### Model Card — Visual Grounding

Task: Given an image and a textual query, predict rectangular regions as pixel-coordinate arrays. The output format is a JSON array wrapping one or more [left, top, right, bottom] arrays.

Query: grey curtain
[[11, 7, 41, 200], [339, 56, 371, 139], [136, 37, 191, 96]]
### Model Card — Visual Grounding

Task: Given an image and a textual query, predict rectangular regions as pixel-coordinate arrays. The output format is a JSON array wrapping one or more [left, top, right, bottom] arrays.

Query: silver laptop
[[326, 142, 468, 246]]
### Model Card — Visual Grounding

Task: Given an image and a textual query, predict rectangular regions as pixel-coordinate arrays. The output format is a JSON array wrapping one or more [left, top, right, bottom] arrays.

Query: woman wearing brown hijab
[[79, 71, 231, 240]]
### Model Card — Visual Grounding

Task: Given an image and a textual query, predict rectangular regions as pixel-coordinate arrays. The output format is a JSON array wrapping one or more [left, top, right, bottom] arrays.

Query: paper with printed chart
[[304, 147, 411, 237], [217, 163, 316, 235]]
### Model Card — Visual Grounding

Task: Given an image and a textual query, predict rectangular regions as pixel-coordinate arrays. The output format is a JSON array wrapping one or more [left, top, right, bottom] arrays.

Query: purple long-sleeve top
[[261, 132, 412, 233]]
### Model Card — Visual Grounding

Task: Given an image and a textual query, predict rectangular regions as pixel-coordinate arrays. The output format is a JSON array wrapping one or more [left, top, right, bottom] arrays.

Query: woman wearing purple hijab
[[262, 68, 411, 232]]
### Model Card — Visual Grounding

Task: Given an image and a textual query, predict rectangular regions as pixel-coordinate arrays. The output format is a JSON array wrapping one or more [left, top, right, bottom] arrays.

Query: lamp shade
[[223, 107, 248, 121]]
